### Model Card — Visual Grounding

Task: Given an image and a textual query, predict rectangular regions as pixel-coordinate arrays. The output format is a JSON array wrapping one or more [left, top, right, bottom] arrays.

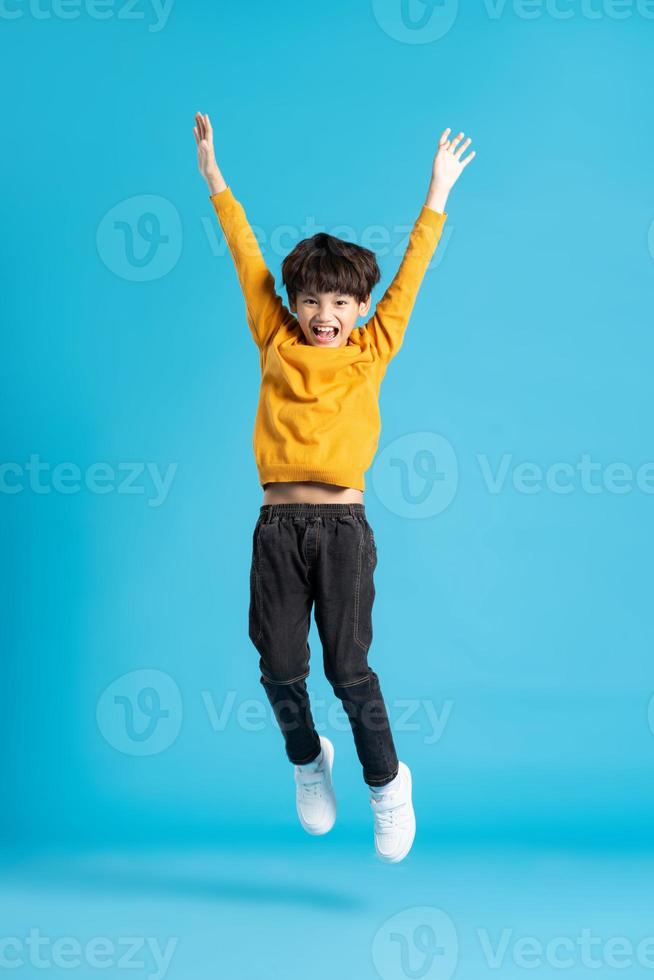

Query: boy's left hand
[[431, 128, 476, 192], [425, 128, 475, 213]]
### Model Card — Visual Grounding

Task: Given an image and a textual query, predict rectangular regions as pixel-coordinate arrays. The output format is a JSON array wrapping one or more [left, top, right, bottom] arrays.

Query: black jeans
[[248, 502, 399, 787]]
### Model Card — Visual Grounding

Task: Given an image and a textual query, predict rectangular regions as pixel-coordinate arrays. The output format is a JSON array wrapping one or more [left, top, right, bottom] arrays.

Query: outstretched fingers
[[438, 127, 476, 166], [195, 111, 207, 140], [453, 136, 472, 158]]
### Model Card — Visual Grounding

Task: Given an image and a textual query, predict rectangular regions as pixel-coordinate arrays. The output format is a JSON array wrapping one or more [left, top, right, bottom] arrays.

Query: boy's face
[[291, 291, 372, 348]]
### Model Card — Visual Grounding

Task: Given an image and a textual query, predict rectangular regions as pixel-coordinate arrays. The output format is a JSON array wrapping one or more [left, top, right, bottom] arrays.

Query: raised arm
[[364, 127, 476, 364], [194, 112, 295, 350]]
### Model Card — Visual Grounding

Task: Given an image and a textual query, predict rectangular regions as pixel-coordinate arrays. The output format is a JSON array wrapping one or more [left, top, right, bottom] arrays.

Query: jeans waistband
[[260, 502, 366, 522]]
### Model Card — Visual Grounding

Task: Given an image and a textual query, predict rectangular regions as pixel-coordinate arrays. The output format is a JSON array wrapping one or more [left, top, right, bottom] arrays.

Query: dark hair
[[281, 232, 381, 307]]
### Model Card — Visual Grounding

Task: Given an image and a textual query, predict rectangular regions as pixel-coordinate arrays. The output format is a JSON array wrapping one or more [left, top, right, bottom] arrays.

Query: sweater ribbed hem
[[259, 463, 365, 493], [419, 205, 448, 228], [209, 185, 236, 209]]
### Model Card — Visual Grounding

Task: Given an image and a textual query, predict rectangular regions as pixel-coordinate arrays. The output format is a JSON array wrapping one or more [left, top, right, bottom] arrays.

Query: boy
[[193, 112, 475, 862]]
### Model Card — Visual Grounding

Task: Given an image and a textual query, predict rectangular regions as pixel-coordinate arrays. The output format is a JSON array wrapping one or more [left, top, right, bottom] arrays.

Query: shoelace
[[296, 762, 326, 799], [371, 791, 410, 831], [299, 778, 323, 799]]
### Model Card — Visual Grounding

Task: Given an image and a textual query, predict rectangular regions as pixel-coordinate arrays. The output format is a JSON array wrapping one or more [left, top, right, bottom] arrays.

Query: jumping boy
[[193, 112, 475, 862]]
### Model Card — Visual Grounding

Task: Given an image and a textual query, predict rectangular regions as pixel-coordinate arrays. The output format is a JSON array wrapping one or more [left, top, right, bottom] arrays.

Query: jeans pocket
[[365, 521, 378, 568], [248, 519, 264, 645], [354, 520, 375, 651]]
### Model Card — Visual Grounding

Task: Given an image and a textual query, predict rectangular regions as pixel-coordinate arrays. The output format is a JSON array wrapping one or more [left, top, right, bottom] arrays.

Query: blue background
[[2, 1, 654, 977]]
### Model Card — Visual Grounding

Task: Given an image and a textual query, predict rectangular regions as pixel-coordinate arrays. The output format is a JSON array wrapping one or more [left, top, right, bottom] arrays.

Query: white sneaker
[[294, 736, 336, 835], [369, 761, 416, 863]]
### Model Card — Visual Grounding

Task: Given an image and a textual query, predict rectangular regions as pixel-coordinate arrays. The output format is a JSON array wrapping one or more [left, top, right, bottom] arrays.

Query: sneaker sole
[[296, 737, 336, 836]]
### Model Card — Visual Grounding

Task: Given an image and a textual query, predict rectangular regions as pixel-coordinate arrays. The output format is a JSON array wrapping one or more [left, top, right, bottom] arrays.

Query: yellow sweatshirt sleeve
[[364, 205, 448, 364], [210, 186, 296, 349]]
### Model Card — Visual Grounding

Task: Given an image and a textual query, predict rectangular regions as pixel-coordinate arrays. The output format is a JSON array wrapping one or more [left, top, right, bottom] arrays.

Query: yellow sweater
[[210, 186, 448, 491]]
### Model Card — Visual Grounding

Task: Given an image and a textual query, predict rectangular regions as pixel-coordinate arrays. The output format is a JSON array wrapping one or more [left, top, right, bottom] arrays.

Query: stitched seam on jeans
[[367, 767, 399, 787], [354, 519, 368, 651], [332, 671, 371, 688]]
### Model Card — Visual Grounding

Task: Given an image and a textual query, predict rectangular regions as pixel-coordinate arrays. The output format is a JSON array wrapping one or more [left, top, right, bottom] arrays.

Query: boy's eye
[[301, 297, 348, 306]]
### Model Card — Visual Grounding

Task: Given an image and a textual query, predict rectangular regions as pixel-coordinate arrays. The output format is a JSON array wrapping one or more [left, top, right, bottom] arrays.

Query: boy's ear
[[358, 294, 372, 318]]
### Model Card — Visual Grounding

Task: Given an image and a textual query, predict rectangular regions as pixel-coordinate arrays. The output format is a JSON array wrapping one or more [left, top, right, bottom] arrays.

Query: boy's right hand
[[193, 112, 226, 194]]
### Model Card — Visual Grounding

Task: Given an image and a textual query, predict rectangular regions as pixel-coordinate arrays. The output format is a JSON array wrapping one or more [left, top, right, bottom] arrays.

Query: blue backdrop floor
[[3, 841, 654, 979]]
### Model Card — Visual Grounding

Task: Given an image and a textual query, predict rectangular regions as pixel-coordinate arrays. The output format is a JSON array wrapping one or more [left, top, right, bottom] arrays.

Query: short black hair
[[282, 232, 381, 307]]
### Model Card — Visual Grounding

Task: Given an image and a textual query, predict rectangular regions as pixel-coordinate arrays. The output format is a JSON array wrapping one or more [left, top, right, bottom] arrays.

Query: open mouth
[[311, 324, 339, 343]]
